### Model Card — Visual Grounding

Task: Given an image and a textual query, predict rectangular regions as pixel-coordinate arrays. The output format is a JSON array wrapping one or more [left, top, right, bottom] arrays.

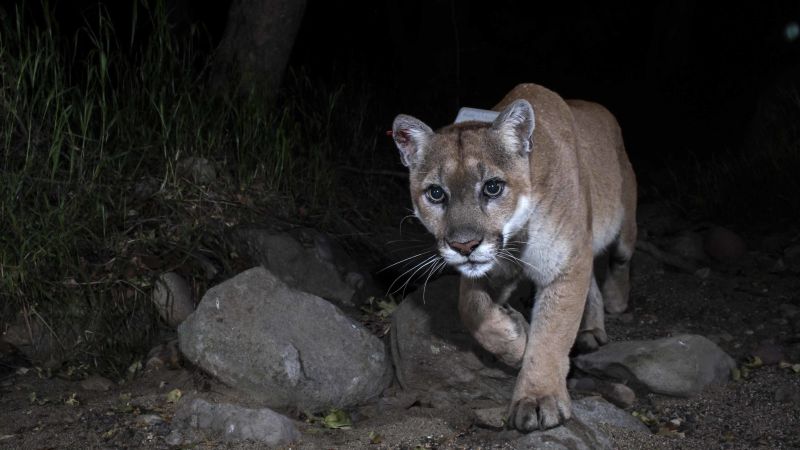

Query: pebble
[[472, 407, 506, 429], [596, 382, 636, 409], [136, 414, 165, 426], [569, 377, 636, 408]]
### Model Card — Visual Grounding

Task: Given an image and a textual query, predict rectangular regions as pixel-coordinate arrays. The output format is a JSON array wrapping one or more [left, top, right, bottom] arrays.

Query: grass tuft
[[0, 1, 399, 376]]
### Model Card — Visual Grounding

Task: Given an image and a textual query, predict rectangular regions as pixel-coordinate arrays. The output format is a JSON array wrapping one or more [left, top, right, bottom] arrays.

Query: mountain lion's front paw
[[508, 386, 571, 431]]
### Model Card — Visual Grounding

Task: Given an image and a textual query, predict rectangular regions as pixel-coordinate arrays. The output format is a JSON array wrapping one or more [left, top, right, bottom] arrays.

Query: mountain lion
[[391, 83, 637, 431]]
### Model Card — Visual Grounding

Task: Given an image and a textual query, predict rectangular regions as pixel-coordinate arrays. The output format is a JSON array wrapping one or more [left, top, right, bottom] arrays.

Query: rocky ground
[[1, 202, 800, 449]]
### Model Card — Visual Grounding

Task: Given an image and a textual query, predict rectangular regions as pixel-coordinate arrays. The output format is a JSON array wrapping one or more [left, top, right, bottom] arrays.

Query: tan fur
[[392, 83, 637, 431]]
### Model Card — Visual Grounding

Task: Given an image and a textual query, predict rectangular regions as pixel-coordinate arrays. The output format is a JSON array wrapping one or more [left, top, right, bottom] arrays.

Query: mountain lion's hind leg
[[458, 278, 529, 368], [575, 274, 608, 352], [602, 209, 636, 314]]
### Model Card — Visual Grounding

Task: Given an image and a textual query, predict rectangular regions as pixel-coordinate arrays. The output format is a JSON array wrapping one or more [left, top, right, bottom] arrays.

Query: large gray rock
[[172, 397, 298, 445], [229, 226, 375, 307], [178, 267, 392, 411], [573, 334, 735, 397], [390, 276, 517, 404], [513, 397, 647, 450]]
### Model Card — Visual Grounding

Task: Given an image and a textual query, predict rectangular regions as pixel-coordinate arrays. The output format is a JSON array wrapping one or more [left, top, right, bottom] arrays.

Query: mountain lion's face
[[393, 101, 535, 278]]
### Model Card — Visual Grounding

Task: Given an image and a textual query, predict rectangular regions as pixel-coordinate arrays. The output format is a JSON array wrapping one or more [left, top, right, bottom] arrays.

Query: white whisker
[[386, 254, 437, 295], [397, 256, 440, 298], [379, 249, 436, 273], [421, 257, 445, 304]]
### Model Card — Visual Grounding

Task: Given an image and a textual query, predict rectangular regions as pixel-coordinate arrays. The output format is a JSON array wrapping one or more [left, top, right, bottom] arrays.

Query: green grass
[[0, 1, 398, 377]]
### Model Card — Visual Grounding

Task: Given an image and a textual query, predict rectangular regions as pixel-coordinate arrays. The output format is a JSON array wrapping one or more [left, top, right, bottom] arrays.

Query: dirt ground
[[1, 215, 799, 449]]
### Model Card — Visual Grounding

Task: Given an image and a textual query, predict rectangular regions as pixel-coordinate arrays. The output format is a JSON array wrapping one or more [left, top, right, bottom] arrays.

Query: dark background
[[14, 0, 800, 185]]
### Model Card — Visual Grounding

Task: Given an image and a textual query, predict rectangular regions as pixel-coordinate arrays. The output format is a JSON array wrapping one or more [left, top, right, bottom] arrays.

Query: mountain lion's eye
[[426, 185, 446, 203], [483, 179, 504, 198]]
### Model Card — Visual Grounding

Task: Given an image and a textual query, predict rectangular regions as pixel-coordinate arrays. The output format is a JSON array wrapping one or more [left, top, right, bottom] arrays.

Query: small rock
[[136, 414, 165, 426], [752, 342, 785, 365], [176, 156, 216, 184], [597, 381, 636, 409], [173, 397, 299, 445], [569, 378, 636, 408], [472, 407, 507, 429], [573, 334, 735, 397], [704, 226, 747, 263], [152, 272, 194, 328], [80, 375, 114, 391]]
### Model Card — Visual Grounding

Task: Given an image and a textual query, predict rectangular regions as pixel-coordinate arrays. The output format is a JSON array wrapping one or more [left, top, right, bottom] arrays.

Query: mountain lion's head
[[392, 100, 535, 278]]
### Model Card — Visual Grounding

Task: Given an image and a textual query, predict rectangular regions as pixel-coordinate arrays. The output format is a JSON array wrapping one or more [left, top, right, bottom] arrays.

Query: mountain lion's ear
[[392, 114, 433, 167], [491, 99, 535, 155]]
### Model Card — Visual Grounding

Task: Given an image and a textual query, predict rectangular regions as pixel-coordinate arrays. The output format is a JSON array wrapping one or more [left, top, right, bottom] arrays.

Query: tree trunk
[[213, 0, 307, 96]]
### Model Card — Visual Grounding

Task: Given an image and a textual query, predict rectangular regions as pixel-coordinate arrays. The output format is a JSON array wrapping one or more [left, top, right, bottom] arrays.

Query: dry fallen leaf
[[323, 408, 352, 429], [369, 431, 383, 444], [166, 388, 182, 403], [744, 355, 763, 369], [65, 393, 80, 406]]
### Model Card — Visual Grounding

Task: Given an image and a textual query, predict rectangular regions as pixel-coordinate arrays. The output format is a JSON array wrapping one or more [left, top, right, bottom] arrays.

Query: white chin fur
[[458, 262, 493, 278]]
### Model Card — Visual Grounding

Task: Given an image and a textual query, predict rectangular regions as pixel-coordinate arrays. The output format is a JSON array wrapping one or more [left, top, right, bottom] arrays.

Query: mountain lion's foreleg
[[458, 278, 529, 368], [508, 258, 590, 431]]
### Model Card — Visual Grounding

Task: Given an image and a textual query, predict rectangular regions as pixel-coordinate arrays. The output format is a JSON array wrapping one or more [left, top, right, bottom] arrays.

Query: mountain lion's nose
[[448, 239, 481, 256]]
